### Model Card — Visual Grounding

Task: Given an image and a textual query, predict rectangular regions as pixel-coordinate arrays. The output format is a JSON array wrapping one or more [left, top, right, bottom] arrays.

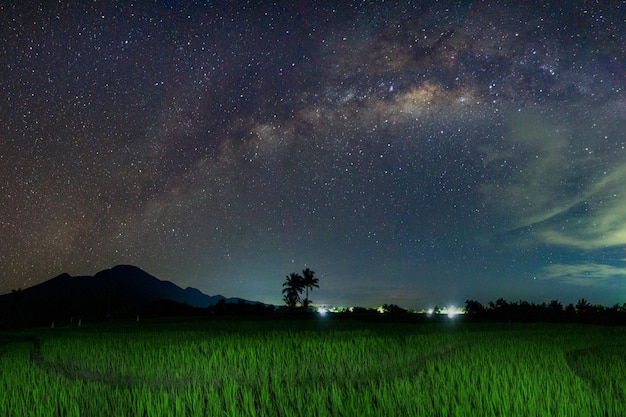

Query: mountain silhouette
[[0, 265, 261, 326]]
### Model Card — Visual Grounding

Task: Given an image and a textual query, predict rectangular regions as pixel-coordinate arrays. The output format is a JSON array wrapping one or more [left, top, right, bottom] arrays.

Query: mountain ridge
[[0, 265, 264, 324]]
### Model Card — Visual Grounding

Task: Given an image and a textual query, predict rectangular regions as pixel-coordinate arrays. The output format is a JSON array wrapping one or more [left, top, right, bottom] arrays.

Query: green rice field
[[1, 317, 625, 416]]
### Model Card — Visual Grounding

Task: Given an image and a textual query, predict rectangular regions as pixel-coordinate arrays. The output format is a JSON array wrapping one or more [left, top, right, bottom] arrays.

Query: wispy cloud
[[480, 109, 586, 231], [481, 107, 626, 250], [540, 263, 626, 287], [539, 166, 626, 249]]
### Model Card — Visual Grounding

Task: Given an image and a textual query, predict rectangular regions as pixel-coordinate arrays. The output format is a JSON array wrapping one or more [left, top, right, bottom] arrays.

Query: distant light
[[318, 307, 328, 316], [447, 306, 458, 318], [427, 308, 434, 316]]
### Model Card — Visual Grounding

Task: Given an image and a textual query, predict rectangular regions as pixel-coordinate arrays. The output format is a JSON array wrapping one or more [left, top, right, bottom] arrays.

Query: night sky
[[1, 1, 625, 309]]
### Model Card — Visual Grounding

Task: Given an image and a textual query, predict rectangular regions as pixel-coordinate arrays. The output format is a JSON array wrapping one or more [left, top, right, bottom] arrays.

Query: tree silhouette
[[300, 268, 319, 310], [457, 297, 626, 324], [282, 272, 303, 312], [281, 268, 321, 312], [464, 299, 484, 315], [548, 299, 563, 312], [382, 304, 407, 314], [576, 298, 590, 313]]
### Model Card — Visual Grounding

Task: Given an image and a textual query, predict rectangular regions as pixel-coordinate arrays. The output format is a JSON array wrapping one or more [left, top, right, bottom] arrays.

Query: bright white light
[[447, 306, 457, 318], [318, 308, 328, 316], [427, 309, 434, 316]]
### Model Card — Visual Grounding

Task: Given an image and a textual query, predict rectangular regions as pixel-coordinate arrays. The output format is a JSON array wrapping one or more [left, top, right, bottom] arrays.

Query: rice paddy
[[1, 317, 625, 416]]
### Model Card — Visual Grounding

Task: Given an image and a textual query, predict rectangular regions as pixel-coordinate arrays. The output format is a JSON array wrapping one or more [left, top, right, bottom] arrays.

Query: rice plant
[[1, 320, 625, 416]]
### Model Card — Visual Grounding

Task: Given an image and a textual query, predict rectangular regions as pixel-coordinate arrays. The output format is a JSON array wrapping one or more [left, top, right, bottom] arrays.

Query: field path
[[26, 335, 473, 390], [28, 337, 193, 388], [565, 343, 626, 402]]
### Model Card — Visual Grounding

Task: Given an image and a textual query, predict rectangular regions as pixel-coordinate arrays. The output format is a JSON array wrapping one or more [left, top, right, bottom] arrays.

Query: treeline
[[464, 298, 626, 325], [0, 297, 277, 330]]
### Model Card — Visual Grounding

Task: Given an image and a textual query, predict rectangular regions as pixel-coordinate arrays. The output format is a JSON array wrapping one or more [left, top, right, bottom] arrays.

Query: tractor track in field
[[29, 337, 194, 389], [564, 343, 623, 382], [27, 336, 474, 390], [348, 341, 475, 387], [565, 343, 626, 400]]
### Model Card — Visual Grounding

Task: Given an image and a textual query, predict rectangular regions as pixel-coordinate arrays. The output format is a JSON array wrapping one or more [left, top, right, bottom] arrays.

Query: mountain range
[[0, 265, 265, 326]]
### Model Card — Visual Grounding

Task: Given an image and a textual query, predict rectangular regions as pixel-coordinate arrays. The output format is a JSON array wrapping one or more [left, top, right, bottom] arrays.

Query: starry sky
[[1, 1, 625, 309]]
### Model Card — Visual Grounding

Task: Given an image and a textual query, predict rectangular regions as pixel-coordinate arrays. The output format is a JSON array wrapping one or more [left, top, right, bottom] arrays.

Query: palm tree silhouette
[[282, 272, 303, 312], [301, 268, 319, 310]]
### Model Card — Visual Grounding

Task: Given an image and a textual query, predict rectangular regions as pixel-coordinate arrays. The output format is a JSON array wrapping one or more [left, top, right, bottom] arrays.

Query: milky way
[[1, 1, 625, 308]]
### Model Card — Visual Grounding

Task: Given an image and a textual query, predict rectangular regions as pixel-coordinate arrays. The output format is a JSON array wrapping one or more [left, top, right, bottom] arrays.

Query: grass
[[1, 318, 625, 416]]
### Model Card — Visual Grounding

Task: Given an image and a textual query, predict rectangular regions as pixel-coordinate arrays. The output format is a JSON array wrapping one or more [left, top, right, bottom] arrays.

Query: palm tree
[[282, 272, 303, 312], [300, 268, 319, 310]]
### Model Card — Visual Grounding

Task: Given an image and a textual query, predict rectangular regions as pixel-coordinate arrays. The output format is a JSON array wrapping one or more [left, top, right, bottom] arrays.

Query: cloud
[[539, 263, 626, 287], [480, 106, 626, 250], [480, 108, 585, 230], [538, 165, 626, 249]]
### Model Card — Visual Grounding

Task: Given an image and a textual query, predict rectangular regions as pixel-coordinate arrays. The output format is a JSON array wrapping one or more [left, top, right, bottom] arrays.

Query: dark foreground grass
[[1, 317, 625, 416]]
